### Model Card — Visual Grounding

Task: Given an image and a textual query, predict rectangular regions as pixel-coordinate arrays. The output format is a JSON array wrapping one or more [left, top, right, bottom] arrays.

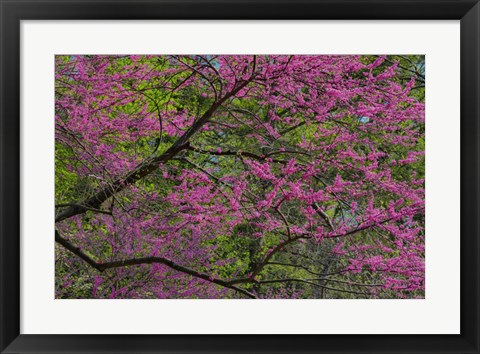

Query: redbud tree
[[55, 55, 425, 299]]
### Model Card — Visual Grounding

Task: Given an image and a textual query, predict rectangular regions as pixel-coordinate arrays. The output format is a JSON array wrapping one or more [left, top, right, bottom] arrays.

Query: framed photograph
[[1, 0, 478, 353]]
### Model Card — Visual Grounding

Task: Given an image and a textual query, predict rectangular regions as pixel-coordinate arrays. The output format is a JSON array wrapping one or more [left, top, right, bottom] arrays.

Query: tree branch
[[55, 79, 253, 223], [55, 230, 257, 299], [255, 278, 368, 296], [55, 203, 112, 216]]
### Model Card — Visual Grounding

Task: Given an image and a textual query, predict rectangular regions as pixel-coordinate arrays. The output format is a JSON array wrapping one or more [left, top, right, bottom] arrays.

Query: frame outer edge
[[0, 1, 21, 353], [1, 0, 479, 353], [461, 1, 480, 353]]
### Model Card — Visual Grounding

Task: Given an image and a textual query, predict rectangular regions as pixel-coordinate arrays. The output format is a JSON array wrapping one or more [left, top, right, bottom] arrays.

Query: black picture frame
[[1, 0, 478, 353]]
